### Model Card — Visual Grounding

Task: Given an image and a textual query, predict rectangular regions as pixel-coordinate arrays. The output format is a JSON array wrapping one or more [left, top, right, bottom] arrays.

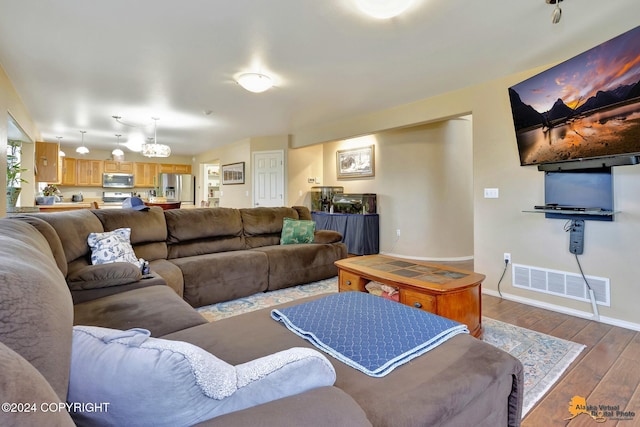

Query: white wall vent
[[512, 263, 610, 306]]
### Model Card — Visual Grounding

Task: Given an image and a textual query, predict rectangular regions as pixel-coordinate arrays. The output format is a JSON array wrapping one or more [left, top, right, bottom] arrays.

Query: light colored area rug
[[482, 317, 585, 415], [197, 277, 585, 416]]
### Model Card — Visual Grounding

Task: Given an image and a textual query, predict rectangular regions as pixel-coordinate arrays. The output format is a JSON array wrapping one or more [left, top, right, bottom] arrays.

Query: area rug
[[196, 277, 585, 416]]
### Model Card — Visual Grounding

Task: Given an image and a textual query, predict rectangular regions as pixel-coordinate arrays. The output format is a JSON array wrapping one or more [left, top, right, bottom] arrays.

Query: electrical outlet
[[396, 229, 401, 238], [504, 253, 511, 264]]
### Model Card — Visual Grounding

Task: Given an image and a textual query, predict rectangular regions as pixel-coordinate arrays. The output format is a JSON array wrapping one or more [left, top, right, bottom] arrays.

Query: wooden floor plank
[[481, 294, 640, 426]]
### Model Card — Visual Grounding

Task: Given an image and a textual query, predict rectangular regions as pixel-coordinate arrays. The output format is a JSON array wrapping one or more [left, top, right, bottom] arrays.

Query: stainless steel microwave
[[103, 173, 134, 188]]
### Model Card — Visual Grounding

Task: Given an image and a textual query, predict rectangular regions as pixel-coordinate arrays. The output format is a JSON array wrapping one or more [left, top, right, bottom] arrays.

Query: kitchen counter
[[36, 202, 93, 211]]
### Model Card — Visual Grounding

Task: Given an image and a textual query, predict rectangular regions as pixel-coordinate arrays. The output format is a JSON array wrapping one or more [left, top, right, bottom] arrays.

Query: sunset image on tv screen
[[509, 26, 640, 166]]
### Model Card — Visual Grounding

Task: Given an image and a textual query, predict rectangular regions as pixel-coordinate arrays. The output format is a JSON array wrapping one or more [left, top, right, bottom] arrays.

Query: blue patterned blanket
[[271, 292, 468, 377]]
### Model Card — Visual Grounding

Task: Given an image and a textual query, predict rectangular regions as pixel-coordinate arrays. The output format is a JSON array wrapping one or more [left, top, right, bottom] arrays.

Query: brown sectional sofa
[[0, 205, 524, 426]]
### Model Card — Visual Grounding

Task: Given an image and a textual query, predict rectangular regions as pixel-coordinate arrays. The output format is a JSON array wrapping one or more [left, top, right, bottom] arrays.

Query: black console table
[[311, 212, 379, 255]]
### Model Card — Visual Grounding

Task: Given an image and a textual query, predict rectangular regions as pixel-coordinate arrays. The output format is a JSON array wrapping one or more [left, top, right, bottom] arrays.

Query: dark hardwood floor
[[483, 294, 640, 427], [432, 259, 639, 426]]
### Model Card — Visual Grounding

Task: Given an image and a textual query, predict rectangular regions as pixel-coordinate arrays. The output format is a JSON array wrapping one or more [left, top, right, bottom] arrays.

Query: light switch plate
[[484, 188, 499, 198]]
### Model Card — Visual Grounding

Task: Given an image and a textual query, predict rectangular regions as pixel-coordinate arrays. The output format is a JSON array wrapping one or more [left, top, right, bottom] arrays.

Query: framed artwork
[[221, 162, 245, 185], [336, 145, 375, 179]]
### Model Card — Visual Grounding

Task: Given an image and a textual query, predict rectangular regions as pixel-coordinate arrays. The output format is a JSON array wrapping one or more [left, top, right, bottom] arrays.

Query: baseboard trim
[[379, 252, 474, 262], [482, 289, 640, 332]]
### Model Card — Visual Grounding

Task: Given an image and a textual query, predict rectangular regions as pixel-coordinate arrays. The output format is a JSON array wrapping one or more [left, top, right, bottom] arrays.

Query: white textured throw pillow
[[87, 228, 140, 267], [68, 326, 336, 427]]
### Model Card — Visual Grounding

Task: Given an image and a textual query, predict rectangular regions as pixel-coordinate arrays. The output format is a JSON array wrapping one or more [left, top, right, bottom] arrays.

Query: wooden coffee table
[[335, 255, 485, 338]]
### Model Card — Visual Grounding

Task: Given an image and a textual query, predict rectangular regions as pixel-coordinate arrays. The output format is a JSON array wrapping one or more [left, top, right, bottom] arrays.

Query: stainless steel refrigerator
[[159, 173, 195, 204]]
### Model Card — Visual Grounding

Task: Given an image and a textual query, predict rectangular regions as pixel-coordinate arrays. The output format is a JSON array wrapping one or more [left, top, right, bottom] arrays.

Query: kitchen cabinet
[[76, 159, 104, 186], [104, 160, 134, 173], [35, 141, 60, 183], [159, 163, 192, 174], [59, 157, 77, 186], [134, 162, 158, 188]]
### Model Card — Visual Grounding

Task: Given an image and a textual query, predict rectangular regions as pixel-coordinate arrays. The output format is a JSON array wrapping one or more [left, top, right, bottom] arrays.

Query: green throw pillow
[[280, 218, 315, 245]]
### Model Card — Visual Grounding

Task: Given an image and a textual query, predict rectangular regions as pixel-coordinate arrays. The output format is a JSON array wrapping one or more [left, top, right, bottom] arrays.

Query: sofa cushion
[[194, 386, 372, 427], [92, 207, 168, 261], [252, 243, 345, 291], [313, 229, 344, 244], [0, 342, 75, 426], [32, 209, 104, 268], [240, 207, 300, 248], [68, 326, 336, 427], [10, 215, 68, 276], [291, 205, 313, 221], [165, 208, 245, 258], [150, 259, 185, 296], [88, 228, 141, 267], [165, 296, 524, 427], [280, 217, 315, 244], [70, 273, 167, 305], [67, 262, 143, 290], [171, 250, 269, 307], [73, 285, 208, 336], [0, 220, 73, 401]]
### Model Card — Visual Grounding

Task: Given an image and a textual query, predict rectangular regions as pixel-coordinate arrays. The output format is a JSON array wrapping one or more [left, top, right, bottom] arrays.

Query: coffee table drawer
[[401, 289, 436, 312], [339, 271, 368, 292]]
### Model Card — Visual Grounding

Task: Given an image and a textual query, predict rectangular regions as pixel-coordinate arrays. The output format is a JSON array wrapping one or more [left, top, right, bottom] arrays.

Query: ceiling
[[0, 0, 639, 156]]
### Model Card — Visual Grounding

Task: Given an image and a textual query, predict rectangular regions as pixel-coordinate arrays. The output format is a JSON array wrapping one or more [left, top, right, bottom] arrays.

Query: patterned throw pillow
[[87, 228, 140, 266], [280, 218, 315, 245]]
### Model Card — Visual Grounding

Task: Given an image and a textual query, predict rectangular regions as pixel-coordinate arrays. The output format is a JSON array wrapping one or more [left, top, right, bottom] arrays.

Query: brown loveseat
[[0, 206, 524, 426]]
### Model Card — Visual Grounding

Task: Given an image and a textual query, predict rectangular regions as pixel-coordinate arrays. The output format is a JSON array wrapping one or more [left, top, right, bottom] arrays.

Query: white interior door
[[253, 151, 284, 207]]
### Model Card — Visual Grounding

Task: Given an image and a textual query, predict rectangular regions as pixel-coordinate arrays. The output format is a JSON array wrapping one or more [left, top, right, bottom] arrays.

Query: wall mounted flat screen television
[[508, 25, 640, 170]]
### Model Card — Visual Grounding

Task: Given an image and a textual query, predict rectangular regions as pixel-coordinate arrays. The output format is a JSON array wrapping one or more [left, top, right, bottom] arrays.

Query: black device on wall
[[508, 25, 640, 171], [543, 167, 614, 221], [569, 220, 585, 254]]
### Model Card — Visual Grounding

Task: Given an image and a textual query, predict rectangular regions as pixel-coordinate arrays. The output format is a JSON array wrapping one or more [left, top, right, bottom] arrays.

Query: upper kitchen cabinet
[[35, 141, 59, 183], [104, 160, 134, 173], [59, 157, 76, 185], [159, 163, 192, 174], [134, 162, 158, 187], [76, 159, 104, 186]]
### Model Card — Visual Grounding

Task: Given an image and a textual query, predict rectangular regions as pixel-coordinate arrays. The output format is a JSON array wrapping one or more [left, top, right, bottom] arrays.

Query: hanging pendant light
[[112, 134, 125, 160], [76, 131, 89, 154], [141, 117, 171, 158], [56, 136, 65, 157]]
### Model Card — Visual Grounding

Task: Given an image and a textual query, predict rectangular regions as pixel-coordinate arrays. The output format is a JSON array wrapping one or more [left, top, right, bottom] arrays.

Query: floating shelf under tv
[[523, 209, 619, 216], [536, 155, 640, 171]]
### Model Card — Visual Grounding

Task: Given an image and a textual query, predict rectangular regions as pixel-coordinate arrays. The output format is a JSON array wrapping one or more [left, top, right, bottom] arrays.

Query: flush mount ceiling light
[[141, 117, 171, 158], [355, 0, 415, 19], [112, 134, 125, 160], [546, 0, 563, 24], [236, 73, 273, 93], [56, 136, 65, 157], [76, 131, 89, 155]]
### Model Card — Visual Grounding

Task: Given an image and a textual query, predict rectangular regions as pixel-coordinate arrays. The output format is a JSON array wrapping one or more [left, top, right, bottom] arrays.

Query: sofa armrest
[[313, 230, 343, 244]]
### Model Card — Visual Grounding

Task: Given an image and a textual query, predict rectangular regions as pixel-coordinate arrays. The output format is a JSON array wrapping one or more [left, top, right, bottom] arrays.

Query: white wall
[[319, 118, 474, 259]]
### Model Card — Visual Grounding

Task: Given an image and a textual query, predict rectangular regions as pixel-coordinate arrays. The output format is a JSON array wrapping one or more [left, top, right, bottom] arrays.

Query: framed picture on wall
[[336, 145, 375, 179], [222, 162, 245, 185]]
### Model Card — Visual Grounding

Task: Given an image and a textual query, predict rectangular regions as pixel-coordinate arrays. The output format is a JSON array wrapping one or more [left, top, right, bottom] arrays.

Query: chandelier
[[141, 117, 171, 158]]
